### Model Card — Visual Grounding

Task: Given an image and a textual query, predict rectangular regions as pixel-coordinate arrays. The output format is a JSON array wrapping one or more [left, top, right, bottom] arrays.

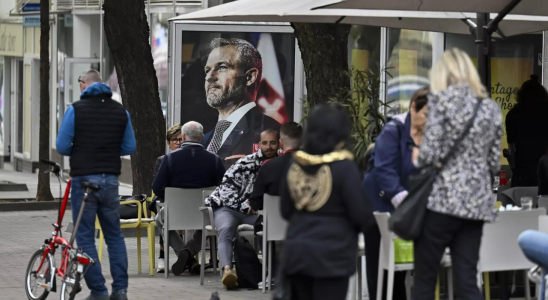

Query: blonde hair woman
[[412, 48, 503, 299]]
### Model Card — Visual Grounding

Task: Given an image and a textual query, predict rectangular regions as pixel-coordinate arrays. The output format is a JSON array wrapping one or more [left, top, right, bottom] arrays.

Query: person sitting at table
[[518, 230, 548, 300], [152, 121, 225, 276], [151, 123, 182, 273]]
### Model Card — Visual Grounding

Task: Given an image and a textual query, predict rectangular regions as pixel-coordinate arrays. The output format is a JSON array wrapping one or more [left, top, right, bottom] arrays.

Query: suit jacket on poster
[[203, 106, 281, 168]]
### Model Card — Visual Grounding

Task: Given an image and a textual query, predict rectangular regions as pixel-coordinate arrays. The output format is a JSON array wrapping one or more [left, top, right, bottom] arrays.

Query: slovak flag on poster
[[256, 33, 289, 124]]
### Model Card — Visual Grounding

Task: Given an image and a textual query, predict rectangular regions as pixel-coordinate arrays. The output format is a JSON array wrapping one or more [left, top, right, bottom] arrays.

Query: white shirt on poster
[[217, 102, 257, 146]]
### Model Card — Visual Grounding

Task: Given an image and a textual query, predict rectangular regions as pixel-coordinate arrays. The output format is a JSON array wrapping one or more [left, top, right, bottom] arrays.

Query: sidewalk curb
[[0, 201, 69, 212]]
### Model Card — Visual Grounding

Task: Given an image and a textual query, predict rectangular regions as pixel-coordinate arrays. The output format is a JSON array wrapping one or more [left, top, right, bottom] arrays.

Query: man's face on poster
[[204, 45, 248, 109]]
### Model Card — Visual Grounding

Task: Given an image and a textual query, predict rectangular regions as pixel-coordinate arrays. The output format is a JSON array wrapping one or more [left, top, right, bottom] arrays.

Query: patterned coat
[[417, 83, 503, 222], [205, 149, 267, 213]]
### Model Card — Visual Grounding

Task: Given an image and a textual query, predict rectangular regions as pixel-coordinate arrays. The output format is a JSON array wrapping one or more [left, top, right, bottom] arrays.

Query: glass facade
[[446, 32, 543, 164], [385, 29, 435, 116]]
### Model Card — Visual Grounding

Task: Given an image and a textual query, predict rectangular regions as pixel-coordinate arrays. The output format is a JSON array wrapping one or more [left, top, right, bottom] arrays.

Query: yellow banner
[[487, 58, 533, 165]]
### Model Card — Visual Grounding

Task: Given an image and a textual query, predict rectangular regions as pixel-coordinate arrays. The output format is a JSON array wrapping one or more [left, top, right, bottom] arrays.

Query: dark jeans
[[288, 273, 349, 300], [72, 174, 128, 296], [413, 210, 484, 300], [364, 222, 407, 300]]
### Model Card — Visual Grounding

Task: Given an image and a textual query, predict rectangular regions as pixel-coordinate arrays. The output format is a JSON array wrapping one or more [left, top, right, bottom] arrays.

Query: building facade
[[0, 0, 545, 183]]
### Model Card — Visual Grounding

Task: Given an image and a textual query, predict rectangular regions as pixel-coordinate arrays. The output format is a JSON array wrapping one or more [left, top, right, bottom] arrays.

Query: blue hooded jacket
[[56, 82, 136, 156]]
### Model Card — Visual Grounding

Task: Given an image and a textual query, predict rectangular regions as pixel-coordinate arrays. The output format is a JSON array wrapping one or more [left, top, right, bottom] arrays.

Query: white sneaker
[[157, 258, 165, 273]]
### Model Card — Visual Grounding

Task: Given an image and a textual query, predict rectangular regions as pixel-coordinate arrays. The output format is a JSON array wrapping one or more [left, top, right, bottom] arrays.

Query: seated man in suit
[[152, 121, 225, 276], [250, 121, 302, 211], [205, 129, 280, 289], [203, 38, 281, 167]]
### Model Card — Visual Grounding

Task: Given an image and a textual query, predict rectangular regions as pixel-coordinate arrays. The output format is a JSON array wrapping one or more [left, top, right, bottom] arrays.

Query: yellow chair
[[96, 197, 156, 276]]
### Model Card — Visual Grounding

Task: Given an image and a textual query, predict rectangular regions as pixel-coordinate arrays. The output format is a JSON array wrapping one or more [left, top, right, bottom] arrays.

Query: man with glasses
[[152, 121, 226, 276], [56, 69, 135, 300]]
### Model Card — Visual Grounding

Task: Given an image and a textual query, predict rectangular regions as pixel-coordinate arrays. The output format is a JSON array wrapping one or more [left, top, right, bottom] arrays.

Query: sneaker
[[157, 258, 165, 273], [110, 290, 128, 300], [172, 250, 190, 276], [187, 257, 201, 275], [222, 269, 238, 290]]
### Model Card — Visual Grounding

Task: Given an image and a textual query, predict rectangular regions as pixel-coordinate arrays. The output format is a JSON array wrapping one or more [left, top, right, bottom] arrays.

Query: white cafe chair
[[162, 187, 215, 278], [479, 208, 546, 300], [259, 194, 288, 293]]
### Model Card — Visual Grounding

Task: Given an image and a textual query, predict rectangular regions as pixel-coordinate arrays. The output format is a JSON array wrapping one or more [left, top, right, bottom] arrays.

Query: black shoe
[[109, 290, 128, 300], [187, 257, 201, 275], [172, 250, 190, 276], [210, 292, 220, 300]]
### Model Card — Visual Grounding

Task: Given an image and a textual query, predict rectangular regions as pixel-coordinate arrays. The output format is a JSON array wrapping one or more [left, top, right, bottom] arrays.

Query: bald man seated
[[152, 121, 226, 276]]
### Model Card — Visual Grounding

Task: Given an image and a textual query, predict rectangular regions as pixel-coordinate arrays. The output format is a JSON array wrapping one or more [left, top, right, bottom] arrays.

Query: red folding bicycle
[[24, 159, 99, 300]]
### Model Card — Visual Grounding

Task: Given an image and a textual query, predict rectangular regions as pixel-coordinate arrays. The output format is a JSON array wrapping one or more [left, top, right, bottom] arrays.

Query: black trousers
[[288, 273, 349, 300], [365, 222, 407, 300], [413, 210, 484, 300]]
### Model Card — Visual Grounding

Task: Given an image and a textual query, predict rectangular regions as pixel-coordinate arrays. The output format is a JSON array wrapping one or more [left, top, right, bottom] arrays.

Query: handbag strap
[[438, 98, 483, 169]]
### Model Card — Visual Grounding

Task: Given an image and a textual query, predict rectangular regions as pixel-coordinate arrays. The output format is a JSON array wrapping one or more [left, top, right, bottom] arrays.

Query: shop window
[[446, 32, 543, 165], [385, 29, 434, 116]]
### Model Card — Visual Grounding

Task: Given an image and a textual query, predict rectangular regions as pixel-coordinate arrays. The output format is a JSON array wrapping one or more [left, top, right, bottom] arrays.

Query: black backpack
[[232, 236, 262, 289]]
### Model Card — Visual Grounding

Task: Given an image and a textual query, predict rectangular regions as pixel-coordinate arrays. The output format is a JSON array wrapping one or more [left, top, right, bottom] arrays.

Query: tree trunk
[[103, 0, 165, 196], [291, 23, 351, 106], [36, 0, 54, 201]]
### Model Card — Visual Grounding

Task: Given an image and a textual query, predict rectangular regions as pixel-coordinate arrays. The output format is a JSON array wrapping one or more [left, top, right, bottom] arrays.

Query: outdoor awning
[[315, 0, 548, 17], [171, 0, 548, 37]]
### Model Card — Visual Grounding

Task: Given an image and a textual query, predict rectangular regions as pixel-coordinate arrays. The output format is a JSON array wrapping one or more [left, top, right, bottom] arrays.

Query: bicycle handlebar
[[40, 159, 67, 183]]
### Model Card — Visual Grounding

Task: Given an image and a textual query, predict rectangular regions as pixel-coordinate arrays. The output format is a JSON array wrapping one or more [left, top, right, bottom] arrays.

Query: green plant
[[299, 68, 390, 167], [330, 68, 390, 165]]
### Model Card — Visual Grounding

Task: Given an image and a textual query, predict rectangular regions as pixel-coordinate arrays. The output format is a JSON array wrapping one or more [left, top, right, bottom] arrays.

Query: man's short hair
[[280, 122, 302, 141], [261, 129, 280, 141], [182, 121, 204, 142], [210, 38, 263, 91], [79, 69, 102, 84]]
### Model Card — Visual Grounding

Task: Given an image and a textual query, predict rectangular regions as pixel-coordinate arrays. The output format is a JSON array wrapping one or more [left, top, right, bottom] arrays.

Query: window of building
[[385, 29, 435, 116]]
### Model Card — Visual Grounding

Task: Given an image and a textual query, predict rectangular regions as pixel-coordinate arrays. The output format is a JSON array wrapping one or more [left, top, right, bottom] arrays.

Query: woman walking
[[412, 48, 502, 299], [279, 104, 372, 300], [362, 87, 429, 300]]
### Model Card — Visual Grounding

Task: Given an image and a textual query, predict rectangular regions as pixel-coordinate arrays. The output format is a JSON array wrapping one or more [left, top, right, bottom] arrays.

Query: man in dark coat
[[152, 121, 225, 276], [203, 38, 281, 168]]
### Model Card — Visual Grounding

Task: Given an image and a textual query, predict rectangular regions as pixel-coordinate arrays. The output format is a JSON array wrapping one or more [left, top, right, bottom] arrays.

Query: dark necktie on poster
[[207, 120, 232, 154]]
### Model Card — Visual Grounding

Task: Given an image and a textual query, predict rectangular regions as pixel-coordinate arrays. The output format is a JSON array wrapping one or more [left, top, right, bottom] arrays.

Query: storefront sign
[[0, 24, 23, 57], [22, 4, 40, 28]]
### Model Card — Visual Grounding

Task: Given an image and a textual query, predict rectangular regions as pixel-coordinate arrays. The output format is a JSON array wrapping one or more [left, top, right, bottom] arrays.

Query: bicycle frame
[[34, 172, 94, 292]]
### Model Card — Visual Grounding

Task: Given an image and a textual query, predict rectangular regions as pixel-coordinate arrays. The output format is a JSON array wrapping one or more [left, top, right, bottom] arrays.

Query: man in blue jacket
[[56, 69, 136, 300]]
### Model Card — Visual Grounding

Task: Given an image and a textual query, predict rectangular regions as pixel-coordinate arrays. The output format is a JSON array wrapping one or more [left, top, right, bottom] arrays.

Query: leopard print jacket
[[416, 83, 503, 222], [205, 149, 266, 213]]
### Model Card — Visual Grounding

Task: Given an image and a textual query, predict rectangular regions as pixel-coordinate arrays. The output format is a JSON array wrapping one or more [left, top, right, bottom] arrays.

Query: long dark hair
[[517, 75, 548, 106], [302, 103, 351, 155]]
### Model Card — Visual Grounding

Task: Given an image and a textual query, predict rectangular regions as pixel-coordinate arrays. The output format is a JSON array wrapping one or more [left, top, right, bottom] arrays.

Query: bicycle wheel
[[60, 259, 82, 300], [25, 249, 52, 300]]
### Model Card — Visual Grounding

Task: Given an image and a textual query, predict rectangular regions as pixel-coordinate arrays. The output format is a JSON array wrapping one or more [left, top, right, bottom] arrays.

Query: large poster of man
[[180, 31, 295, 167]]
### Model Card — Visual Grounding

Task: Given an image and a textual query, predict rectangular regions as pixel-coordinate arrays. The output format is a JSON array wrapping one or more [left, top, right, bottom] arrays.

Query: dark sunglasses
[[78, 77, 84, 84], [170, 138, 183, 144]]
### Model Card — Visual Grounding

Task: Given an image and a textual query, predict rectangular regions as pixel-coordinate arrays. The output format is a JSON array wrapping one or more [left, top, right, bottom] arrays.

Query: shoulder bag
[[389, 98, 483, 240]]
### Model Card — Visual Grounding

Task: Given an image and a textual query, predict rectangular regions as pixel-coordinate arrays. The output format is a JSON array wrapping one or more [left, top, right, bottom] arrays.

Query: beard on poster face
[[206, 77, 250, 110]]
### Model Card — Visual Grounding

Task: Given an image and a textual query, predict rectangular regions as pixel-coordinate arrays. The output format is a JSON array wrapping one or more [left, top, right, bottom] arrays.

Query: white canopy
[[316, 0, 548, 17], [171, 0, 548, 37]]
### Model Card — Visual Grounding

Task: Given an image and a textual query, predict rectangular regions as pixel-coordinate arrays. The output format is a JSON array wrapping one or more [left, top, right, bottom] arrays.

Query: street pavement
[[0, 209, 274, 300]]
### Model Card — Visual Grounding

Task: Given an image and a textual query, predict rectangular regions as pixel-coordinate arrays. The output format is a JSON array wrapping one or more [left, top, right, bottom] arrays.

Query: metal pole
[[476, 13, 491, 90]]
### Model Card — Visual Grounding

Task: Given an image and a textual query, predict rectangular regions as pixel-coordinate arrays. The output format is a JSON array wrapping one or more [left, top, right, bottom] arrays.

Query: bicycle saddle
[[81, 181, 101, 192]]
